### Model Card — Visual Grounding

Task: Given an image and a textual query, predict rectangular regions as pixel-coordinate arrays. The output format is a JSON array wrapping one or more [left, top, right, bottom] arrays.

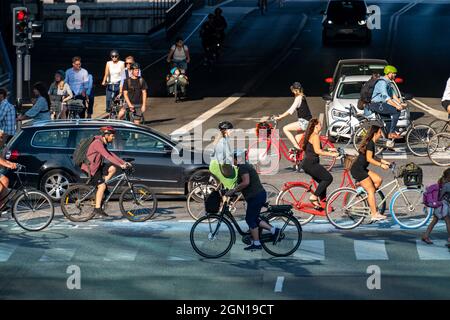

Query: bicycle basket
[[204, 190, 222, 214], [344, 155, 357, 170], [67, 99, 85, 113], [256, 121, 273, 138], [399, 162, 423, 187]]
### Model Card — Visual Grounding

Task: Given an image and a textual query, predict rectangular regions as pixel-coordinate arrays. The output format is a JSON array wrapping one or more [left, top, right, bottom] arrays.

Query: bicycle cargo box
[[400, 163, 423, 187]]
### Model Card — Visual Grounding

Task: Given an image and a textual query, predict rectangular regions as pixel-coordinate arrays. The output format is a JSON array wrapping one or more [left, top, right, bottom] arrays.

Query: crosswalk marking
[[354, 240, 389, 260], [416, 240, 450, 260], [39, 248, 77, 262], [294, 240, 325, 261], [103, 248, 138, 262], [274, 276, 284, 293], [381, 147, 408, 160], [0, 244, 17, 262]]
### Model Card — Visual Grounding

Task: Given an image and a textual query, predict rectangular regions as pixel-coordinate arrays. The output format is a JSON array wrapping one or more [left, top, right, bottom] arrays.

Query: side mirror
[[322, 94, 332, 101], [402, 93, 413, 101]]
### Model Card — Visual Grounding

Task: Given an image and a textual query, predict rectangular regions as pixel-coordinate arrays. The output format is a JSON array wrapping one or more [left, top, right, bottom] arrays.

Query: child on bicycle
[[166, 67, 189, 96], [422, 168, 450, 247], [350, 123, 390, 221], [225, 151, 280, 251]]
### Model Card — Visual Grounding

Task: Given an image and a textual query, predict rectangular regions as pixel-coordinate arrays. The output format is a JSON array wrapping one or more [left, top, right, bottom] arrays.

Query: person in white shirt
[[102, 49, 125, 113], [442, 77, 450, 119], [167, 37, 190, 72]]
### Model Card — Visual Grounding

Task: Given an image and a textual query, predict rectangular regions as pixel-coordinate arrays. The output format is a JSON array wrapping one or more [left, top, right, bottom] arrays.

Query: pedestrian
[[86, 74, 95, 118], [120, 63, 148, 125], [17, 82, 51, 123], [65, 56, 89, 118], [167, 36, 190, 72], [48, 70, 73, 119], [422, 168, 450, 247], [441, 76, 450, 119], [0, 88, 16, 147], [102, 50, 125, 113]]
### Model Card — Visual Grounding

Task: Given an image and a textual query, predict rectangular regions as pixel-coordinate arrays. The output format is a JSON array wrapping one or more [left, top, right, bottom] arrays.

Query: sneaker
[[244, 244, 262, 251]]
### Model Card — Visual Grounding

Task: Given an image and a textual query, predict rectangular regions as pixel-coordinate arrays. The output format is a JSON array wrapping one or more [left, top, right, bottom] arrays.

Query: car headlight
[[358, 20, 367, 25], [327, 20, 333, 24], [332, 109, 348, 119]]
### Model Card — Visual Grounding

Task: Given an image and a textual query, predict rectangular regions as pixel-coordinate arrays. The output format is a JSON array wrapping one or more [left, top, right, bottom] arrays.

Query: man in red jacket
[[82, 126, 129, 217]]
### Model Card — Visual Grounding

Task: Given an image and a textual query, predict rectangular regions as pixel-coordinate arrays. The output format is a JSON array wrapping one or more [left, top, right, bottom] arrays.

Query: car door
[[111, 129, 183, 191]]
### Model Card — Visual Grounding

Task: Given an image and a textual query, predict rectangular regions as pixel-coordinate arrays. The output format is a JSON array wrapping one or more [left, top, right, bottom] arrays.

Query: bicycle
[[429, 118, 450, 133], [427, 132, 450, 167], [190, 197, 302, 258], [186, 181, 280, 221], [124, 105, 145, 125], [325, 163, 430, 230], [66, 99, 86, 120], [1, 164, 54, 231], [276, 148, 385, 225], [61, 160, 157, 222], [327, 104, 369, 146], [247, 116, 336, 174], [108, 96, 124, 120]]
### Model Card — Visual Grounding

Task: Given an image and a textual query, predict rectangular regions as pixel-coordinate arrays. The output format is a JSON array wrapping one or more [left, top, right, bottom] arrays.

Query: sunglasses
[[111, 55, 119, 58], [126, 62, 133, 65]]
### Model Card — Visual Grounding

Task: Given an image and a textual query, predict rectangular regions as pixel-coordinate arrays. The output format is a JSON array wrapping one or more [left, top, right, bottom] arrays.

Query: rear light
[[395, 77, 404, 84], [5, 150, 20, 161], [325, 77, 333, 84]]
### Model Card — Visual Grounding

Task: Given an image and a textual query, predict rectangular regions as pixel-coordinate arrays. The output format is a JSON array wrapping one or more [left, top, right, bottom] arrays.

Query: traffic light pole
[[16, 45, 24, 105]]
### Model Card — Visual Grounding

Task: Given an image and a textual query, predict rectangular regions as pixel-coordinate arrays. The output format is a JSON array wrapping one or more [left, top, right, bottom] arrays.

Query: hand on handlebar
[[121, 162, 132, 169], [380, 163, 389, 170], [7, 162, 17, 170], [225, 188, 237, 197]]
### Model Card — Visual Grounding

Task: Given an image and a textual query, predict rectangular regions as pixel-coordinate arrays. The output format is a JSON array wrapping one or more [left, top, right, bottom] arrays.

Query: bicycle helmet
[[110, 49, 120, 57], [130, 63, 140, 70], [55, 69, 65, 79], [218, 121, 233, 130], [100, 126, 116, 135], [290, 82, 302, 90], [384, 65, 398, 75]]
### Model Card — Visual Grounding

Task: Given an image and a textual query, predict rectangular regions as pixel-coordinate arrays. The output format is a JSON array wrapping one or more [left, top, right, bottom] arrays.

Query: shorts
[[88, 165, 107, 186], [130, 104, 144, 120], [350, 164, 370, 182], [298, 118, 309, 131]]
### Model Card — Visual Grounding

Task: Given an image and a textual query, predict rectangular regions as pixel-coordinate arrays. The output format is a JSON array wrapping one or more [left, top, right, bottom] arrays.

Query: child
[[422, 168, 450, 247], [166, 67, 188, 96]]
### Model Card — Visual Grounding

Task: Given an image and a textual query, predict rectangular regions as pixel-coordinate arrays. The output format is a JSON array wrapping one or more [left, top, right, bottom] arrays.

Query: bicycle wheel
[[327, 120, 352, 146], [326, 188, 367, 229], [12, 190, 54, 231], [429, 119, 450, 133], [261, 212, 302, 257], [61, 185, 96, 222], [390, 187, 431, 229], [428, 132, 450, 167], [186, 184, 218, 220], [353, 127, 384, 156], [406, 124, 436, 157], [276, 185, 315, 225], [120, 185, 158, 222], [190, 214, 235, 258]]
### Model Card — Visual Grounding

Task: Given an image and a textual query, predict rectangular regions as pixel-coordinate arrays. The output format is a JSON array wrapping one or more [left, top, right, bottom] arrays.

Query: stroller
[[166, 67, 189, 102]]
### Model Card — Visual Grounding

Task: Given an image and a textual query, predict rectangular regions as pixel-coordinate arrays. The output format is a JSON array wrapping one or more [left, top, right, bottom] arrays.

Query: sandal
[[370, 214, 387, 222], [421, 236, 433, 245], [309, 197, 321, 210]]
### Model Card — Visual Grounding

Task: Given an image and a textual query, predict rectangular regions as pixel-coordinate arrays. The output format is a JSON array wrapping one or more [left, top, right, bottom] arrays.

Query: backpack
[[73, 136, 95, 174], [358, 78, 381, 110], [204, 190, 222, 214], [423, 184, 443, 208]]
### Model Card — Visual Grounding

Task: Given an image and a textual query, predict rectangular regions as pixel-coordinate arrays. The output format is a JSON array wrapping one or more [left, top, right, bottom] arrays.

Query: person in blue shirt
[[65, 56, 89, 118], [0, 88, 16, 147], [17, 82, 51, 123], [367, 65, 407, 140]]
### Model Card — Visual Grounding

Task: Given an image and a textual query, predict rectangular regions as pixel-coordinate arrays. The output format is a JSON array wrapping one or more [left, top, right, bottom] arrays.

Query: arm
[[167, 47, 175, 63], [142, 89, 147, 112], [119, 69, 126, 95], [233, 173, 250, 193], [81, 70, 89, 97], [102, 63, 109, 86], [311, 134, 338, 157], [0, 157, 17, 169], [19, 98, 45, 120], [276, 96, 300, 120], [63, 83, 73, 102], [94, 141, 125, 167], [124, 90, 132, 108]]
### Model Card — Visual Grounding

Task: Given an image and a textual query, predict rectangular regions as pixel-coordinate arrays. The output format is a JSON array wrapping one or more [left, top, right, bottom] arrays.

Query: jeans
[[368, 102, 401, 134], [172, 59, 188, 71], [106, 83, 120, 112]]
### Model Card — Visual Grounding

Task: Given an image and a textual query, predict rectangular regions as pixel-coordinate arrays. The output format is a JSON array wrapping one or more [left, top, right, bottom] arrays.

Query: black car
[[3, 120, 212, 201], [321, 0, 372, 45]]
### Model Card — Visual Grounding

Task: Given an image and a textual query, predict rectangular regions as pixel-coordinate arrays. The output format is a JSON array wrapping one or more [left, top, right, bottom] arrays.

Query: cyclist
[[200, 14, 219, 64], [350, 123, 390, 221], [102, 50, 125, 113], [119, 56, 140, 98], [275, 82, 312, 151], [166, 67, 189, 97], [212, 8, 227, 45], [301, 118, 339, 209], [120, 63, 148, 125], [65, 56, 89, 118], [17, 82, 51, 123], [441, 76, 450, 119], [367, 65, 407, 140], [167, 37, 190, 72], [48, 70, 73, 119], [225, 150, 280, 251], [81, 126, 130, 217]]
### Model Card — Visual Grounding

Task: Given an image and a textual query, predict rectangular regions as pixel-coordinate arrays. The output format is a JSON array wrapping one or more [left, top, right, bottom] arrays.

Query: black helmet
[[130, 63, 140, 70], [291, 82, 302, 90], [218, 121, 233, 130], [110, 49, 119, 57]]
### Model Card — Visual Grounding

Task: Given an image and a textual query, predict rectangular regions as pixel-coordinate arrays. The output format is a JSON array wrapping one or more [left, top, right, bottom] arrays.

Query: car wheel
[[40, 169, 73, 201]]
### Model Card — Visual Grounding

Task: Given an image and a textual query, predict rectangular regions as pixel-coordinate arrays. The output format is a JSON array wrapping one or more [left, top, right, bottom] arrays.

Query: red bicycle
[[275, 148, 386, 225], [247, 116, 336, 175]]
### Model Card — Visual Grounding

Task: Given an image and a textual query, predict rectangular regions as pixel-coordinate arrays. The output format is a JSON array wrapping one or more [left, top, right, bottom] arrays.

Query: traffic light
[[13, 7, 29, 47], [28, 20, 43, 44]]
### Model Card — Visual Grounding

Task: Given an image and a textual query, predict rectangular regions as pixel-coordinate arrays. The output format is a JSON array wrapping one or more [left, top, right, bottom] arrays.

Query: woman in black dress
[[350, 124, 390, 221], [302, 118, 339, 209]]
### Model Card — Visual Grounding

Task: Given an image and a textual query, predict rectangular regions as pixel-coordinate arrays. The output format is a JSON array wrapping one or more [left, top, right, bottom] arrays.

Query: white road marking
[[0, 244, 17, 262], [39, 248, 77, 262], [410, 99, 448, 120], [103, 248, 138, 262], [382, 146, 408, 159], [354, 240, 389, 260], [274, 276, 285, 293], [171, 93, 244, 135], [416, 240, 450, 260], [294, 240, 325, 261]]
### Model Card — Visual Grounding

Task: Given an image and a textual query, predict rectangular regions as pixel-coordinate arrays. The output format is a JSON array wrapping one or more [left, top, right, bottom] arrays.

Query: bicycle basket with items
[[399, 163, 423, 187], [255, 121, 273, 139]]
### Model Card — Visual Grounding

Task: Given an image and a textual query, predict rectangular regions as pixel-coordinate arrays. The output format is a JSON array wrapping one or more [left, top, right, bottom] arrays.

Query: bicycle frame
[[0, 167, 34, 212]]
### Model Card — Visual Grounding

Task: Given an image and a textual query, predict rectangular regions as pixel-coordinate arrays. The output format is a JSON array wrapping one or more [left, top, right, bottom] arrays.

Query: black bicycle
[[124, 105, 145, 124], [1, 164, 54, 231], [60, 161, 157, 222], [66, 99, 86, 119], [190, 197, 302, 258], [108, 96, 124, 120]]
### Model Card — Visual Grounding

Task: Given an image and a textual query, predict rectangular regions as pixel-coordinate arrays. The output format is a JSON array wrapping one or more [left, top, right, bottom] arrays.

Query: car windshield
[[337, 82, 364, 99], [327, 1, 366, 18], [339, 64, 385, 77]]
